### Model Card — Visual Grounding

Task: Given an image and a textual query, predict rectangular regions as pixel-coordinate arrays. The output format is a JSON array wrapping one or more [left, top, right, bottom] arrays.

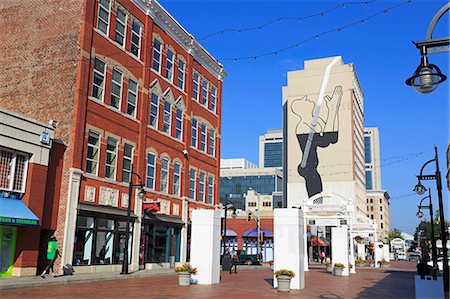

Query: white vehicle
[[427, 257, 450, 271], [396, 252, 407, 260]]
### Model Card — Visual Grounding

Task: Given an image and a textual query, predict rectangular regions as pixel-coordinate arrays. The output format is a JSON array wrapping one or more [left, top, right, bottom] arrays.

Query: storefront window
[[143, 224, 181, 264]]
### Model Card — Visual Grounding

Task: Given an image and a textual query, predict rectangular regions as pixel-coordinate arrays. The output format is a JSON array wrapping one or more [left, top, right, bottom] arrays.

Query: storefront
[[72, 204, 135, 267], [242, 228, 274, 262], [140, 213, 183, 268], [0, 195, 40, 277]]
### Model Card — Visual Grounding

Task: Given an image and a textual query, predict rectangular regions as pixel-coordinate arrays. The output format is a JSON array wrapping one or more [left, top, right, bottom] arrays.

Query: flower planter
[[356, 262, 366, 267], [334, 267, 344, 276], [276, 275, 291, 292], [178, 272, 191, 286], [326, 264, 333, 273], [379, 263, 389, 269]]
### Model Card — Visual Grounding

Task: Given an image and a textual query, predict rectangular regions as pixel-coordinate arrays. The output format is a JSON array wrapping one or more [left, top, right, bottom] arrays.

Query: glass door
[[0, 226, 17, 277]]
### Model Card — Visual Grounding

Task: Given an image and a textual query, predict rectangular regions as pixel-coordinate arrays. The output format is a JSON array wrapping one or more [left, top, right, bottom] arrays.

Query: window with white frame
[[163, 100, 171, 134], [200, 123, 206, 152], [192, 72, 199, 101], [92, 58, 106, 101], [97, 0, 111, 35], [199, 172, 206, 202], [191, 119, 198, 147], [160, 157, 169, 193], [209, 128, 215, 156], [207, 176, 214, 204], [110, 68, 122, 109], [173, 162, 181, 196], [152, 38, 162, 72], [126, 79, 138, 117], [201, 80, 208, 107], [149, 92, 159, 128], [189, 168, 196, 200], [165, 49, 174, 82], [177, 59, 185, 90], [131, 20, 142, 58], [122, 143, 133, 183], [146, 152, 156, 189], [0, 149, 28, 193], [175, 108, 183, 140], [86, 130, 101, 175], [114, 7, 127, 47], [211, 85, 217, 113], [105, 137, 118, 180]]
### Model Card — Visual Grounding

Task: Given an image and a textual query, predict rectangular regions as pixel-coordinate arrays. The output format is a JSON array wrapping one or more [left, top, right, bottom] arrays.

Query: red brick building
[[0, 0, 225, 275]]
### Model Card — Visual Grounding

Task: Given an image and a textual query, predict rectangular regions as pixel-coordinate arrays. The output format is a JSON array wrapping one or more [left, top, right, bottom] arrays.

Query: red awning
[[310, 236, 330, 247]]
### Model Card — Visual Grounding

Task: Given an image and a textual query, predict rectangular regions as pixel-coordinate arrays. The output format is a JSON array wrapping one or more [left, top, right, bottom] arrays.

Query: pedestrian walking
[[229, 251, 238, 274], [320, 250, 325, 264], [41, 236, 61, 278]]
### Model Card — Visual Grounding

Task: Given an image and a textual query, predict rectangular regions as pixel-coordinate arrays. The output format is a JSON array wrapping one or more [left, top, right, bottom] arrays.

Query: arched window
[[160, 157, 169, 193], [173, 162, 181, 196], [146, 152, 156, 189]]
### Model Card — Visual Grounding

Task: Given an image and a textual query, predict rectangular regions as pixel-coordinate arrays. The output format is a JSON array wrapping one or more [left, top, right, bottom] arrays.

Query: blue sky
[[160, 0, 449, 234]]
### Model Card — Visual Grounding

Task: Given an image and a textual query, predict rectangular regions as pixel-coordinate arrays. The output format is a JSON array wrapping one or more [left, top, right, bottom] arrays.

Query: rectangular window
[[146, 152, 156, 189], [177, 59, 185, 90], [165, 50, 174, 82], [200, 124, 206, 152], [152, 38, 162, 72], [163, 100, 171, 134], [86, 130, 100, 175], [160, 158, 169, 193], [380, 198, 382, 204], [381, 223, 384, 229], [207, 176, 214, 204], [122, 144, 133, 183], [210, 85, 217, 113], [114, 8, 126, 47], [149, 92, 159, 128], [199, 172, 206, 202], [175, 108, 183, 140], [380, 206, 383, 211], [365, 170, 373, 190], [209, 128, 215, 156], [97, 0, 110, 35], [201, 80, 208, 106], [126, 79, 138, 117], [92, 58, 106, 101], [173, 162, 181, 196], [0, 149, 28, 192], [131, 21, 141, 58], [364, 136, 372, 164], [192, 72, 199, 101], [110, 69, 122, 109], [189, 169, 196, 200], [191, 119, 198, 148], [105, 137, 118, 180]]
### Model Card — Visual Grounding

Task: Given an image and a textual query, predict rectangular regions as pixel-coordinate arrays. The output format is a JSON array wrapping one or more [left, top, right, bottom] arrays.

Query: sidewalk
[[0, 268, 175, 291]]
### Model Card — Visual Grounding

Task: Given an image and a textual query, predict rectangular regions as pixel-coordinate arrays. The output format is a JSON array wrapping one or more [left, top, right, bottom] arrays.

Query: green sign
[[0, 216, 39, 226]]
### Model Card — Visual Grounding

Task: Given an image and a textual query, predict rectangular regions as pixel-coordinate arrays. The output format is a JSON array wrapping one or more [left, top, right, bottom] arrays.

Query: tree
[[385, 228, 403, 243]]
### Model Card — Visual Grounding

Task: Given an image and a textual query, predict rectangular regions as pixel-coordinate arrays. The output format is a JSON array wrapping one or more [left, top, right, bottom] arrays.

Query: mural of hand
[[323, 86, 343, 132], [291, 95, 323, 135]]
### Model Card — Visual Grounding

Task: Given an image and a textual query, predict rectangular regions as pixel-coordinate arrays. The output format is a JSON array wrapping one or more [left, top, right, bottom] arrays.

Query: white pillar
[[190, 209, 221, 285], [348, 216, 356, 274], [303, 216, 309, 271], [180, 197, 189, 263], [61, 168, 82, 266], [374, 242, 383, 267], [273, 208, 305, 290], [331, 226, 349, 276], [130, 192, 143, 272]]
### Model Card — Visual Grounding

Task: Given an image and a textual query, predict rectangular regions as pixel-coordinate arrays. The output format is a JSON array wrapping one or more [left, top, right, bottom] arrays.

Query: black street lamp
[[121, 163, 146, 275], [221, 196, 236, 255], [416, 188, 438, 278], [413, 146, 449, 295]]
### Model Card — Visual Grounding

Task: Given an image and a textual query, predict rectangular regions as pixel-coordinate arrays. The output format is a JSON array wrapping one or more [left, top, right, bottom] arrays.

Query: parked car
[[396, 252, 407, 260], [407, 252, 421, 262], [236, 250, 261, 265]]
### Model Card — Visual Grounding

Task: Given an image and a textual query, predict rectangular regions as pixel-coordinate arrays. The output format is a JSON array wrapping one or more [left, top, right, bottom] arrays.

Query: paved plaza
[[0, 261, 417, 298]]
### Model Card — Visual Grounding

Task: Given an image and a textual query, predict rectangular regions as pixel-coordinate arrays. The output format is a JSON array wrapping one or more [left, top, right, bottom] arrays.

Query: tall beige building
[[283, 56, 366, 217]]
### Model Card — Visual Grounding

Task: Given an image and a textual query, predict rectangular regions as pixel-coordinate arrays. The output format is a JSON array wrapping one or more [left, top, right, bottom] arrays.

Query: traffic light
[[246, 211, 252, 222], [259, 231, 265, 246]]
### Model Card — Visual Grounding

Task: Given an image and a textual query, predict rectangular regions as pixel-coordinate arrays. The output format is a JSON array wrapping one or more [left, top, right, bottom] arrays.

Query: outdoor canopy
[[0, 198, 39, 226]]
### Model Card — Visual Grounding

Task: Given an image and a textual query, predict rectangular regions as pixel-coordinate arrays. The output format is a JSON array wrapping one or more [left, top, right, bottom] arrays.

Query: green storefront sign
[[0, 216, 39, 226]]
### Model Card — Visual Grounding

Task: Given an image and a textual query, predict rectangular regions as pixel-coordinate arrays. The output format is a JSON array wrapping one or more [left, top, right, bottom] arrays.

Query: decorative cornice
[[132, 0, 227, 81]]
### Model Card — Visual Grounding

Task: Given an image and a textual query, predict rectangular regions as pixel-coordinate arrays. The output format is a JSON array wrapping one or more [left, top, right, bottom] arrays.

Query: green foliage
[[174, 263, 197, 275], [274, 269, 295, 278], [334, 263, 345, 268], [385, 228, 403, 243]]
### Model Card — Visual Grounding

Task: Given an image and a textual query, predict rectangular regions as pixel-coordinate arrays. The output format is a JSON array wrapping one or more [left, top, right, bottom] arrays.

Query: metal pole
[[257, 193, 261, 261], [121, 163, 133, 275], [434, 146, 449, 296], [428, 189, 438, 277], [223, 205, 228, 255]]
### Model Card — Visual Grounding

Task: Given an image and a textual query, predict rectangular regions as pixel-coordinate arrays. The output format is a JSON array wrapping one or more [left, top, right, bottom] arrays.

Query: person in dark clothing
[[229, 251, 238, 274]]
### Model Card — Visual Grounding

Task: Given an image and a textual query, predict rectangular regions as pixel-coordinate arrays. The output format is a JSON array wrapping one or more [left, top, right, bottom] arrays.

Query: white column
[[180, 197, 189, 263], [303, 215, 309, 271], [61, 168, 82, 266], [273, 208, 305, 290], [190, 209, 221, 285], [374, 242, 383, 267], [130, 192, 143, 272], [348, 215, 356, 274], [331, 226, 349, 276]]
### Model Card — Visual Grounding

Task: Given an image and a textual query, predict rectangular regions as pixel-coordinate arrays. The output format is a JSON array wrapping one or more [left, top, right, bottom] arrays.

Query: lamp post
[[221, 194, 235, 255], [413, 146, 448, 295], [416, 188, 438, 278], [405, 3, 449, 94], [121, 163, 146, 275]]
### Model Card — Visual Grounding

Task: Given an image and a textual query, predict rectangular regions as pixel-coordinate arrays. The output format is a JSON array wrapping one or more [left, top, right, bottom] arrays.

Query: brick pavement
[[0, 261, 417, 299]]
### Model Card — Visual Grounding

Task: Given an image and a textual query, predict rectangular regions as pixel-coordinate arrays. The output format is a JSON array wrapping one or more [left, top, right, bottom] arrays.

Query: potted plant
[[378, 259, 390, 268], [326, 260, 333, 273], [274, 269, 295, 292], [355, 258, 366, 267], [174, 263, 197, 286], [333, 263, 345, 276]]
